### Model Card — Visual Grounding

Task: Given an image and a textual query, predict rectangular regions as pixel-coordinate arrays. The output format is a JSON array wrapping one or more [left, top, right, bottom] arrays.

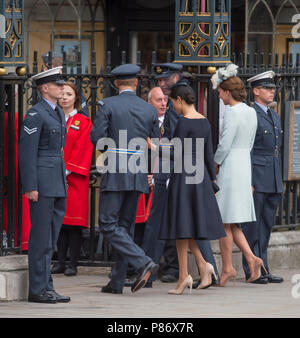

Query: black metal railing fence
[[1, 49, 299, 265]]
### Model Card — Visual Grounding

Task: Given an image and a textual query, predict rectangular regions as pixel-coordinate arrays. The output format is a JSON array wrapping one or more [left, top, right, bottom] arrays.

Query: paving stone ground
[[0, 267, 299, 319]]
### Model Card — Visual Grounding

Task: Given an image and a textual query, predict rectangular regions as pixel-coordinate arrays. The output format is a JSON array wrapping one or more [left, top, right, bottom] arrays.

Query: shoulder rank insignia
[[24, 126, 37, 135]]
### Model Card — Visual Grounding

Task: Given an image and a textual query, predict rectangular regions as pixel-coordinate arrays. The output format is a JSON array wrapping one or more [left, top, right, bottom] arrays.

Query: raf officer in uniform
[[90, 64, 160, 294], [242, 71, 284, 284], [19, 67, 71, 303], [42, 51, 89, 117]]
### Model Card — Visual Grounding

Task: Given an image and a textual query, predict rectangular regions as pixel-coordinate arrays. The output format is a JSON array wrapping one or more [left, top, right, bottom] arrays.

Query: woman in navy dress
[[148, 83, 226, 295]]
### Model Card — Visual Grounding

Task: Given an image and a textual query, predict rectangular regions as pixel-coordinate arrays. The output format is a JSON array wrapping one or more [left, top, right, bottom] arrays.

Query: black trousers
[[141, 183, 179, 281], [57, 225, 82, 268]]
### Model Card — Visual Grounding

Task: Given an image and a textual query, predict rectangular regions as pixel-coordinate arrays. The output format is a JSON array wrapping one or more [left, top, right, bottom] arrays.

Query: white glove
[[166, 178, 170, 188]]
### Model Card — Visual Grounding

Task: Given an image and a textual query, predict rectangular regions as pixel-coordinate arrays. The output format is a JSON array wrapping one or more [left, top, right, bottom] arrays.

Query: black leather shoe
[[101, 283, 122, 294], [144, 281, 153, 288], [47, 291, 71, 303], [131, 261, 159, 293], [247, 276, 269, 284], [265, 274, 284, 283], [28, 292, 57, 304], [192, 275, 219, 289], [160, 274, 178, 283], [64, 266, 77, 276], [124, 275, 138, 287], [192, 280, 200, 289], [51, 264, 65, 274]]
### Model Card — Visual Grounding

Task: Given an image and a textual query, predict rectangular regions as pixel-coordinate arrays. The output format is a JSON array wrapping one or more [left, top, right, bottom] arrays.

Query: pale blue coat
[[214, 102, 257, 223]]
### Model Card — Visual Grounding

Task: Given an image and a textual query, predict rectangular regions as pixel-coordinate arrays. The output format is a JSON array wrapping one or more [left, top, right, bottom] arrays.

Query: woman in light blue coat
[[212, 64, 266, 286]]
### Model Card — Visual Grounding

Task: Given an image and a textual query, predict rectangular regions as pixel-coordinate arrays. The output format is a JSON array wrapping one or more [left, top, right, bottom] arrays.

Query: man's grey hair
[[148, 86, 161, 102]]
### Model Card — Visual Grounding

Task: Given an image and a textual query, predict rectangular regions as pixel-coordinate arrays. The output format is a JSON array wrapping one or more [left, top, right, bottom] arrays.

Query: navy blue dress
[[159, 117, 226, 240]]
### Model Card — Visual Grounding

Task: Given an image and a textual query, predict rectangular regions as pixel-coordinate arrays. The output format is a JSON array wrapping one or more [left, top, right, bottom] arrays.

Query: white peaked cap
[[247, 70, 276, 88], [31, 66, 65, 86]]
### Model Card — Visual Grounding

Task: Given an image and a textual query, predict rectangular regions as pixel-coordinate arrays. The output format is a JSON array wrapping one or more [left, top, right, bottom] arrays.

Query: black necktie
[[55, 106, 61, 121], [267, 108, 273, 125]]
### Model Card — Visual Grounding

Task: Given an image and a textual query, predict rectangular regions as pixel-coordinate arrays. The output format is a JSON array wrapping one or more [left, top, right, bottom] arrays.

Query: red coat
[[63, 112, 93, 227], [4, 112, 31, 251]]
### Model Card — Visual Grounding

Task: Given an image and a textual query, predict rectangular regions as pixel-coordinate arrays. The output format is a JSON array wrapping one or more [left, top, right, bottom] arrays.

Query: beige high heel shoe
[[218, 268, 237, 287], [168, 275, 193, 295], [246, 257, 268, 283], [197, 263, 217, 289]]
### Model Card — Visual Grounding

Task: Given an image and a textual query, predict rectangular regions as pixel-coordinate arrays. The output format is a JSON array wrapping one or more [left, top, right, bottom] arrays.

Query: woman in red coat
[[51, 82, 93, 276]]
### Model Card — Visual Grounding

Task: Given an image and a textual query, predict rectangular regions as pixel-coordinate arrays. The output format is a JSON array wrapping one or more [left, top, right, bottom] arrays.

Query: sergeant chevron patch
[[24, 126, 37, 135]]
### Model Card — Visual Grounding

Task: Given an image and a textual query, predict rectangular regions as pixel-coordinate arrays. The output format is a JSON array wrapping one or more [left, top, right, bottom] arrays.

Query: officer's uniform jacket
[[251, 102, 284, 193], [90, 91, 160, 194], [19, 99, 67, 197]]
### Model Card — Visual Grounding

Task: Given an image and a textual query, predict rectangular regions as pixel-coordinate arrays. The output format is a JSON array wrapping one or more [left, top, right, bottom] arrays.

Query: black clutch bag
[[212, 181, 220, 193]]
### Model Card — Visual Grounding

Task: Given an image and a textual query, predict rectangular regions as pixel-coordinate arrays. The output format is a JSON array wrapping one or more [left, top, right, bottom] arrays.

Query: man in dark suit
[[143, 63, 183, 283], [242, 71, 284, 284], [90, 64, 160, 294], [19, 67, 71, 303]]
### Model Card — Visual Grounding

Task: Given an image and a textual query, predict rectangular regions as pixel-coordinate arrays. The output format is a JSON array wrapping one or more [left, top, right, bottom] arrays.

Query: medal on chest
[[69, 119, 80, 131]]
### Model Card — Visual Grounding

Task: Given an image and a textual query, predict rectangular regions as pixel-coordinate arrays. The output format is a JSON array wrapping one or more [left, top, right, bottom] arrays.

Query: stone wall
[[0, 255, 28, 301]]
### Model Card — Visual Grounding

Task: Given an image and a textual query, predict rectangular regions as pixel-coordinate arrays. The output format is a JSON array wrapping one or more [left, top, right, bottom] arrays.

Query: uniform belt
[[253, 149, 280, 157], [106, 148, 144, 154]]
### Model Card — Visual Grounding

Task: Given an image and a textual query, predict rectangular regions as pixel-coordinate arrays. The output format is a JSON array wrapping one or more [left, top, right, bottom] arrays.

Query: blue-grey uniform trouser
[[99, 190, 151, 291], [242, 191, 282, 278], [28, 196, 66, 295]]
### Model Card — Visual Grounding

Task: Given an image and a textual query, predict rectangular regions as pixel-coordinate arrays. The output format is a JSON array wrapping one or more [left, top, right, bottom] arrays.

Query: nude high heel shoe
[[218, 268, 237, 287], [246, 257, 267, 283], [168, 275, 193, 295], [197, 263, 217, 289]]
